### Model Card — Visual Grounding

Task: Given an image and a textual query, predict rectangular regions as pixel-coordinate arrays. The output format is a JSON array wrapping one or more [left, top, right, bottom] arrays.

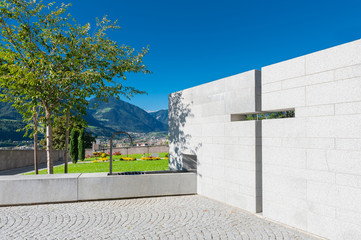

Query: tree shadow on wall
[[168, 92, 202, 171]]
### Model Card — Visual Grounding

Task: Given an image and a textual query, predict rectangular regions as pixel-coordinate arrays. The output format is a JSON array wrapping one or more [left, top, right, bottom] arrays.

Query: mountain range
[[149, 109, 168, 125], [0, 98, 169, 141]]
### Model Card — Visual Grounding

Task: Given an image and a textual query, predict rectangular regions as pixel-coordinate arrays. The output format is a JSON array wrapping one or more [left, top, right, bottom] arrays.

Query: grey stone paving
[[0, 195, 320, 240]]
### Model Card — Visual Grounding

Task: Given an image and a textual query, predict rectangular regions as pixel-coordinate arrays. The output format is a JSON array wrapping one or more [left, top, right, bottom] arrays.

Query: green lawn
[[24, 159, 169, 175]]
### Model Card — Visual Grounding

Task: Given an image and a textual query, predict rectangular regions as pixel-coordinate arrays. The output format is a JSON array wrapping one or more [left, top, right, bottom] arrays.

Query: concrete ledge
[[0, 174, 80, 205], [0, 172, 197, 206], [78, 172, 197, 200]]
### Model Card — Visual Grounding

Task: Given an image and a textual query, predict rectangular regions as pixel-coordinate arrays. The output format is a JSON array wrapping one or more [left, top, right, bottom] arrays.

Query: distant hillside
[[85, 97, 168, 136], [0, 102, 30, 141], [0, 102, 22, 120], [0, 98, 168, 141], [149, 109, 168, 125], [0, 119, 30, 141]]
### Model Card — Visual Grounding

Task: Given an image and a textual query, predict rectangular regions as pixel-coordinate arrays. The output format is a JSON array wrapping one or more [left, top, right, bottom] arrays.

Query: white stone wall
[[169, 70, 262, 213], [262, 39, 361, 240]]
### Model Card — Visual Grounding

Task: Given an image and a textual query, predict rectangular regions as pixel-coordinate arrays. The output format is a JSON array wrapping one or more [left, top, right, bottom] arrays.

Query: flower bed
[[93, 157, 108, 163], [141, 156, 161, 161], [120, 157, 136, 161]]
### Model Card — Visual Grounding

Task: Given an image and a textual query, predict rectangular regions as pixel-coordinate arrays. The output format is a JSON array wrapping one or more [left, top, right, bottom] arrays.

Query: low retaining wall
[[85, 145, 169, 156], [0, 172, 197, 206], [0, 150, 65, 171]]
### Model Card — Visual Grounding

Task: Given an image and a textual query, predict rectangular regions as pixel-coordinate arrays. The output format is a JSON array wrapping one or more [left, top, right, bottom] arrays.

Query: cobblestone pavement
[[0, 195, 320, 240]]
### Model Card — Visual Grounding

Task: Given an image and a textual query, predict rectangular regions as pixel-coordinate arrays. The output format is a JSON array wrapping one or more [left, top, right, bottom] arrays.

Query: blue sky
[[66, 0, 361, 111]]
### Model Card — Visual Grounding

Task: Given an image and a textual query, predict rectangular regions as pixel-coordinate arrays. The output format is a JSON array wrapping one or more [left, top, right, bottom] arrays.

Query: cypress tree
[[69, 128, 79, 164], [78, 128, 85, 161]]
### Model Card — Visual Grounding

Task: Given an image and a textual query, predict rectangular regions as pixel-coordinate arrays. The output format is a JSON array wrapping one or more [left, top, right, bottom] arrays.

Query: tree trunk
[[33, 107, 38, 174], [45, 106, 53, 174], [64, 110, 70, 173]]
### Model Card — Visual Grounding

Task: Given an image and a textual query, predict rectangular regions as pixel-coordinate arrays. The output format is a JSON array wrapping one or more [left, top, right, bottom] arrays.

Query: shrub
[[165, 153, 169, 158], [70, 128, 79, 164], [122, 157, 136, 161], [101, 153, 107, 158], [78, 128, 85, 161]]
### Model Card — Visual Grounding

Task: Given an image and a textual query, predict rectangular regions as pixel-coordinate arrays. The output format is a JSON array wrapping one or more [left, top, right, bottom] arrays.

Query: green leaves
[[0, 0, 150, 160]]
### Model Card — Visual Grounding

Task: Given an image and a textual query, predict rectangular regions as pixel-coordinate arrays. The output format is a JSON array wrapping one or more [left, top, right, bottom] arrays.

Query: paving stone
[[0, 195, 321, 239]]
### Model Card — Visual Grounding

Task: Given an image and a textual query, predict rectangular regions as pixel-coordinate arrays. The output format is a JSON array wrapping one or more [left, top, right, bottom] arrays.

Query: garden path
[[0, 195, 322, 239]]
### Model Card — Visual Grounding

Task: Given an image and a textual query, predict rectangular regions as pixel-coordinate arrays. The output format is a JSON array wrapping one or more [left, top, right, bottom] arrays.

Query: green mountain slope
[[0, 102, 22, 120], [85, 97, 168, 135], [0, 102, 30, 141], [0, 119, 29, 141], [149, 109, 168, 125]]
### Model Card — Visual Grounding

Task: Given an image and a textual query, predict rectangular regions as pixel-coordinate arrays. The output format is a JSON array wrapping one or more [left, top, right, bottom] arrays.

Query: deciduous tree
[[0, 0, 149, 173]]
